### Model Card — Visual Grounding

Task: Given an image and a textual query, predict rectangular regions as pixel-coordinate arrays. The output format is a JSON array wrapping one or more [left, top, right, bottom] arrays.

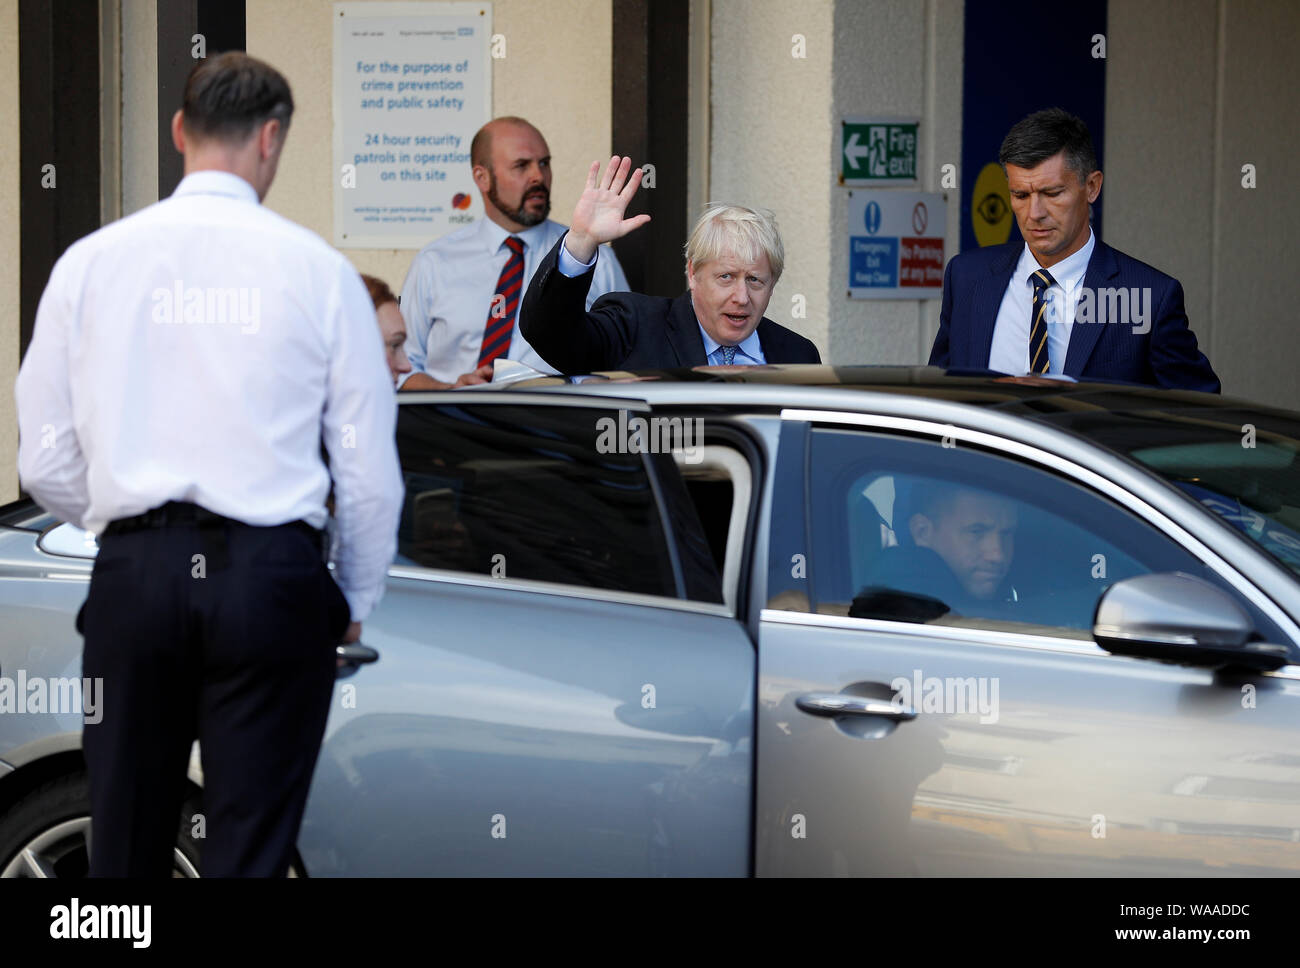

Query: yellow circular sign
[[972, 162, 1013, 247]]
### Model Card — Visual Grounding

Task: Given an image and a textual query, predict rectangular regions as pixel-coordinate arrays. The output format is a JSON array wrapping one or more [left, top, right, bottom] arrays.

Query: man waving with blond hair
[[521, 155, 820, 372]]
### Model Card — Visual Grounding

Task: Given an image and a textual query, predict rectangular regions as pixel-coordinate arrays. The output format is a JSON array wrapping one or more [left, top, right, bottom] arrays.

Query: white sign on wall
[[846, 190, 946, 299], [333, 2, 491, 248]]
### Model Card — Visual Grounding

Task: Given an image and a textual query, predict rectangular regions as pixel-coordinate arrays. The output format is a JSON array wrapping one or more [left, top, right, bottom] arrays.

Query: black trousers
[[78, 509, 350, 877]]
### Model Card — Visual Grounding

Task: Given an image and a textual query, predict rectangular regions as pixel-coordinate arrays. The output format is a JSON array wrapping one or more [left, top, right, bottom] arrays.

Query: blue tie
[[1029, 268, 1056, 374], [720, 345, 736, 365]]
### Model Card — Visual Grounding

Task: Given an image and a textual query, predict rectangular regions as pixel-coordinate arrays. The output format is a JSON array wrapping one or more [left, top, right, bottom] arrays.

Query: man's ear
[[171, 110, 187, 154], [685, 260, 696, 291], [1085, 169, 1103, 204], [909, 512, 934, 547], [472, 163, 491, 195], [259, 118, 283, 161]]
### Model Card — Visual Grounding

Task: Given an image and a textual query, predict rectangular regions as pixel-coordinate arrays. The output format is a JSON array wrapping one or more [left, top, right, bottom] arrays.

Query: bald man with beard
[[399, 117, 630, 389]]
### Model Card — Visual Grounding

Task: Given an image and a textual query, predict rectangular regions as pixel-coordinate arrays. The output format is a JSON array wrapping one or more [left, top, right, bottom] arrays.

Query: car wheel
[[0, 772, 202, 878]]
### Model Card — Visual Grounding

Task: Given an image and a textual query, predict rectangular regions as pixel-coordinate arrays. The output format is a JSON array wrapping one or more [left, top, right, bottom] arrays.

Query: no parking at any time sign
[[846, 190, 946, 299]]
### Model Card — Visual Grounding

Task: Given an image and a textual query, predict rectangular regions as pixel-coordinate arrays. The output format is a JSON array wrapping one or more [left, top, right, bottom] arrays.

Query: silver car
[[3, 366, 1300, 876]]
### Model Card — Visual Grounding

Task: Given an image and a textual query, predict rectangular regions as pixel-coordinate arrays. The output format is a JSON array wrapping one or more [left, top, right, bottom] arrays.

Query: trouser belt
[[101, 501, 327, 568]]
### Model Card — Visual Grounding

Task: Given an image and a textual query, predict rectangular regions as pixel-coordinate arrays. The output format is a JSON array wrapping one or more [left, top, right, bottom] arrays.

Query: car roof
[[443, 364, 1294, 424]]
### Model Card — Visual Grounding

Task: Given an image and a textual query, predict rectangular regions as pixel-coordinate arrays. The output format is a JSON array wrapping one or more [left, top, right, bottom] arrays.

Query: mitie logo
[[50, 898, 151, 948]]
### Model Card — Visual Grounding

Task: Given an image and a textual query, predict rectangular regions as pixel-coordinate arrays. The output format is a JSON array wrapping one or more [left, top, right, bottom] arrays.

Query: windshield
[[1063, 407, 1300, 575]]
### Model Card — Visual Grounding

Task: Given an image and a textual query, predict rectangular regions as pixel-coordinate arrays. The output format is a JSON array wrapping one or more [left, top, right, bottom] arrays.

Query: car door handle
[[796, 693, 917, 721], [336, 642, 380, 666]]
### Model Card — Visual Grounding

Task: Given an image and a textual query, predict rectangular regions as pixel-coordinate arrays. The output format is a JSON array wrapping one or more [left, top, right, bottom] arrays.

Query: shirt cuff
[[557, 234, 598, 278]]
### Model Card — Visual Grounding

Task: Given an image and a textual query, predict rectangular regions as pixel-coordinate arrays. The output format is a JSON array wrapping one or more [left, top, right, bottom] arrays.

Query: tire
[[0, 771, 203, 878]]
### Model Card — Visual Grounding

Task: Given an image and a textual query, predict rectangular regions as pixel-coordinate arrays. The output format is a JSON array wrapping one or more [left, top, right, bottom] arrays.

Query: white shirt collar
[[171, 170, 259, 204], [479, 215, 552, 254], [1017, 226, 1095, 290]]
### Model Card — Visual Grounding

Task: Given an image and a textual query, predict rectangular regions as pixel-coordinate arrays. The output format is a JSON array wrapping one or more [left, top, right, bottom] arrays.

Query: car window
[[394, 403, 681, 598], [1062, 406, 1300, 579], [770, 427, 1288, 643]]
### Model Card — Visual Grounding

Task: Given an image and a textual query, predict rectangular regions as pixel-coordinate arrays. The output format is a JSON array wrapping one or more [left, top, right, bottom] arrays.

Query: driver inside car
[[851, 481, 1021, 622]]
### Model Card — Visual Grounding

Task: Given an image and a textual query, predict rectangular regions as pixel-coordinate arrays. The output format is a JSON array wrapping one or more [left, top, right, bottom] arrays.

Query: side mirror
[[36, 522, 99, 559], [1093, 572, 1289, 673]]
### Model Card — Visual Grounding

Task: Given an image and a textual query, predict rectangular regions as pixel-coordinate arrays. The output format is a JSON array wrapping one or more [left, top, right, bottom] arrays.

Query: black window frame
[[645, 411, 769, 616]]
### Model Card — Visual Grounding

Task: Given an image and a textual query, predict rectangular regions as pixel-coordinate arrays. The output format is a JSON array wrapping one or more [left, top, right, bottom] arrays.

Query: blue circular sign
[[864, 201, 882, 235]]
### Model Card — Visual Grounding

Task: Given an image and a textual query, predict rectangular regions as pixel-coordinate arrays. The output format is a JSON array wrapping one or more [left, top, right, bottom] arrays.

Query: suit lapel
[[667, 292, 708, 366], [973, 244, 1020, 367], [1064, 240, 1118, 376], [756, 319, 778, 362]]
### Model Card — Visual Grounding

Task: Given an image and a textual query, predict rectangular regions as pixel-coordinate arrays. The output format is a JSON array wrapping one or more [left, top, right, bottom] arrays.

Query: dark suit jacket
[[928, 239, 1220, 392], [521, 237, 821, 373], [850, 544, 1019, 623]]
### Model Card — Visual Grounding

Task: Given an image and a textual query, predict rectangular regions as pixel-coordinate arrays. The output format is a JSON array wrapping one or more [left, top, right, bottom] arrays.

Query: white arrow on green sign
[[841, 119, 918, 184]]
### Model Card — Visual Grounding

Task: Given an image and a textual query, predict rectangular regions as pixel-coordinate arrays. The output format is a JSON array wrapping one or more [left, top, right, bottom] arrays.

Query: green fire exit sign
[[841, 119, 918, 185]]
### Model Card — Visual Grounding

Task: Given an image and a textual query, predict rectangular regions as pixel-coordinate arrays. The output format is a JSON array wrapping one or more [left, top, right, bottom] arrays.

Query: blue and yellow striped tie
[[1028, 268, 1057, 374]]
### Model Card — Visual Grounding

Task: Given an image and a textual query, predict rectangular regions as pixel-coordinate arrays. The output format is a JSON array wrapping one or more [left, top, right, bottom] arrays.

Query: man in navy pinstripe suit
[[930, 109, 1219, 393]]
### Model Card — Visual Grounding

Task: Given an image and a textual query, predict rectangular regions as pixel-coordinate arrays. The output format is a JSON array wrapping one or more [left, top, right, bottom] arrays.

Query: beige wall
[[0, 0, 18, 503], [1104, 0, 1217, 377], [709, 0, 963, 365], [710, 0, 835, 356], [686, 0, 711, 224], [120, 0, 158, 216], [246, 0, 614, 295], [831, 0, 963, 365], [1209, 0, 1300, 406], [1091, 0, 1300, 407]]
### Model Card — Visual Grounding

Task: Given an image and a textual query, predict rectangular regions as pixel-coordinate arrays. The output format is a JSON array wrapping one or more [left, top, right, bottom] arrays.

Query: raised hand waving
[[563, 156, 652, 264]]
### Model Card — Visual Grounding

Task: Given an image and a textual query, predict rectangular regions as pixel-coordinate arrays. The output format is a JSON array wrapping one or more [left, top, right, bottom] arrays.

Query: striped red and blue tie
[[477, 236, 525, 368]]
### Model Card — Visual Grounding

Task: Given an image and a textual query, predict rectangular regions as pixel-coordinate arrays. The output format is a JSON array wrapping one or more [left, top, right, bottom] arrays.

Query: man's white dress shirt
[[988, 228, 1095, 376], [399, 217, 629, 385], [556, 238, 767, 366], [15, 170, 403, 621]]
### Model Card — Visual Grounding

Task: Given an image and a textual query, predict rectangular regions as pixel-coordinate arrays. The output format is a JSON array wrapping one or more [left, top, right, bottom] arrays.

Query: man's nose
[[1027, 193, 1047, 220], [982, 535, 1009, 561]]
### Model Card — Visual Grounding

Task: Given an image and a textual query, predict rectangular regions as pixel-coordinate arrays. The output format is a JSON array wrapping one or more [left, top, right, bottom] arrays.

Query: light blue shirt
[[557, 235, 766, 365], [988, 228, 1095, 376], [697, 322, 766, 365], [399, 217, 629, 384]]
